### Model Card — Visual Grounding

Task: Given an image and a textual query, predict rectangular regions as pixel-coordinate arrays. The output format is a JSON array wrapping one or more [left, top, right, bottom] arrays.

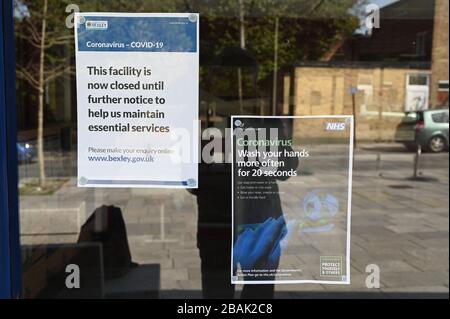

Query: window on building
[[408, 74, 429, 86], [438, 80, 449, 92]]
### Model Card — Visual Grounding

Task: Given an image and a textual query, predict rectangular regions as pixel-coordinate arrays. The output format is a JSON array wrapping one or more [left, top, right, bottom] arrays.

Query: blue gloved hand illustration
[[233, 216, 287, 273]]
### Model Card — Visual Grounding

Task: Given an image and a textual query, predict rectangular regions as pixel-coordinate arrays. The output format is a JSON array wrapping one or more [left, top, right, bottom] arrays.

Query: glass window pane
[[14, 0, 449, 299]]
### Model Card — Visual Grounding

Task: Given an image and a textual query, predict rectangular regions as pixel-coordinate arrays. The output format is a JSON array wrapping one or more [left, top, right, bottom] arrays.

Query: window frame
[[0, 0, 21, 299]]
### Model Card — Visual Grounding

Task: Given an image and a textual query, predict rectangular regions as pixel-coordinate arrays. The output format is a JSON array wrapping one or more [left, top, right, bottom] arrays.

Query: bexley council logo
[[85, 20, 108, 30]]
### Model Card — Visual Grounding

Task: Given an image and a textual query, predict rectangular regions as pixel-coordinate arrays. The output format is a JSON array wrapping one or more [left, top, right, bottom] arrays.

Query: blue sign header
[[77, 15, 198, 52]]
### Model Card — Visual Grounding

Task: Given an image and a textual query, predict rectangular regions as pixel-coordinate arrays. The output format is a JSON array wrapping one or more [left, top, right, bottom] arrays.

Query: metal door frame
[[0, 0, 21, 299]]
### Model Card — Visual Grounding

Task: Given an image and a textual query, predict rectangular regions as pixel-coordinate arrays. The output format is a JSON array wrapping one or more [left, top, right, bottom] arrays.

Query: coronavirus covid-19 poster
[[232, 116, 353, 284], [75, 13, 199, 188]]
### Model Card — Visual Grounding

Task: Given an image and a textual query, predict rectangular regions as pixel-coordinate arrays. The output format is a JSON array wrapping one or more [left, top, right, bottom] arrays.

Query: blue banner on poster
[[77, 15, 197, 52]]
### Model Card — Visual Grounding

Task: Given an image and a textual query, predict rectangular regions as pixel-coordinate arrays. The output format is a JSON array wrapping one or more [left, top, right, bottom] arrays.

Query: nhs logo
[[85, 20, 108, 30], [325, 122, 346, 131]]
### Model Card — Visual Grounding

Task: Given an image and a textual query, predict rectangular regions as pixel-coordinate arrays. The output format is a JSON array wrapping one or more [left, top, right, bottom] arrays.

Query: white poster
[[231, 116, 353, 284], [75, 13, 199, 188]]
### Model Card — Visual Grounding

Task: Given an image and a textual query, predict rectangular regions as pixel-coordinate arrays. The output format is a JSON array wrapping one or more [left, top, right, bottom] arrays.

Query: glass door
[[9, 0, 450, 299]]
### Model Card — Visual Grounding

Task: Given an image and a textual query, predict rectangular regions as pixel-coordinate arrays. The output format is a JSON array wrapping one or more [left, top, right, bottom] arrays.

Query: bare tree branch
[[44, 65, 74, 83], [16, 31, 73, 49], [320, 35, 348, 61], [24, 19, 41, 44], [307, 0, 325, 15], [44, 38, 74, 48], [16, 65, 40, 89], [15, 32, 42, 48]]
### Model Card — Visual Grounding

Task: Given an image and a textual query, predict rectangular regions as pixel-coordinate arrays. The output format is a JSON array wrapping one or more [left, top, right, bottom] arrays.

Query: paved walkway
[[19, 145, 449, 298]]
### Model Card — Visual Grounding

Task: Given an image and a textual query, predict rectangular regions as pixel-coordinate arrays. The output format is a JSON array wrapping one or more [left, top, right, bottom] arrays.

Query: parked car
[[395, 109, 449, 153], [17, 141, 36, 162]]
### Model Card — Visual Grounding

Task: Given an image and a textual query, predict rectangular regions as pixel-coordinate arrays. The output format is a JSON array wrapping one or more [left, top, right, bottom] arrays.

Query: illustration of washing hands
[[233, 216, 296, 273], [233, 191, 339, 273]]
